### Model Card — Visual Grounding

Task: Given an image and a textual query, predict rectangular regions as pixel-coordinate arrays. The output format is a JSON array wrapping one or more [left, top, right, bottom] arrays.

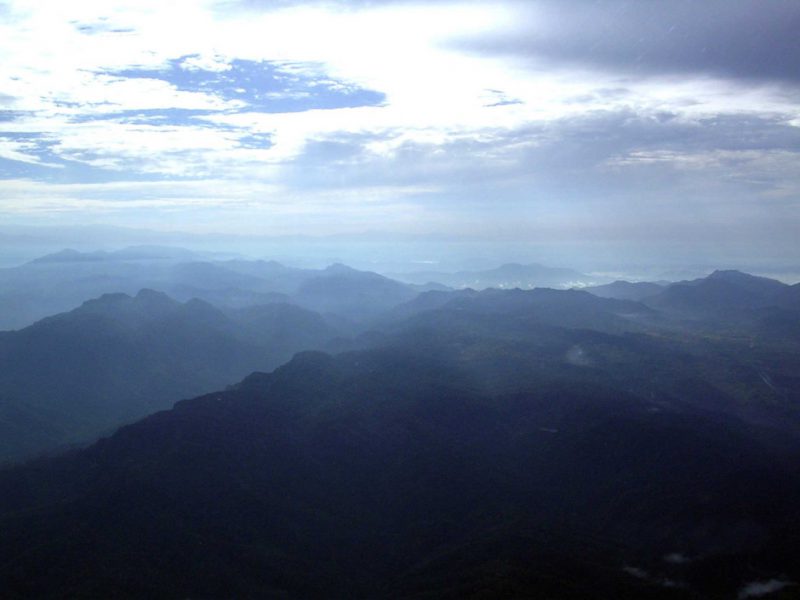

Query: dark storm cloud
[[457, 0, 800, 83], [282, 111, 800, 192], [224, 0, 462, 11]]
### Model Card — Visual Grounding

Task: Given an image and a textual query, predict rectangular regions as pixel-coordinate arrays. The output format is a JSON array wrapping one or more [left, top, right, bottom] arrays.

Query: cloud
[[0, 138, 64, 168], [738, 579, 794, 599], [663, 552, 690, 565], [622, 565, 648, 579], [456, 0, 800, 84], [0, 0, 798, 259], [0, 177, 440, 235]]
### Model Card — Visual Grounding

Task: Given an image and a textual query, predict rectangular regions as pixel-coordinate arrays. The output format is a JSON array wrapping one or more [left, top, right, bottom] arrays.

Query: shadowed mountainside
[[2, 283, 800, 598], [0, 290, 342, 463]]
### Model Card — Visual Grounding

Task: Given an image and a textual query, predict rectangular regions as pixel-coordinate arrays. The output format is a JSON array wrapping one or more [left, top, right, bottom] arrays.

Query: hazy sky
[[1, 0, 799, 258]]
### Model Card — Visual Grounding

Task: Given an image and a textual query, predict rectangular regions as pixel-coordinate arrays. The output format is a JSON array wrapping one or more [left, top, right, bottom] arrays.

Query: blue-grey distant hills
[[386, 286, 654, 335], [0, 247, 427, 329], [585, 270, 799, 310], [390, 262, 599, 290], [28, 245, 201, 264], [644, 270, 795, 312], [0, 290, 342, 463], [583, 280, 667, 301], [584, 270, 800, 341]]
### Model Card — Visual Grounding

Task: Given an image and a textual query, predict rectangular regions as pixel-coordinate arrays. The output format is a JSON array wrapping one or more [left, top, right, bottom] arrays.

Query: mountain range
[[0, 249, 429, 330], [0, 265, 799, 597], [0, 290, 343, 463], [1, 256, 800, 597]]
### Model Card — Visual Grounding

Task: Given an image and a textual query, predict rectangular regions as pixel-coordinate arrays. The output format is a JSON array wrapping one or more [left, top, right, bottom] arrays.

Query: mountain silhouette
[[0, 291, 341, 463], [643, 270, 792, 314], [2, 284, 800, 597], [584, 280, 666, 301]]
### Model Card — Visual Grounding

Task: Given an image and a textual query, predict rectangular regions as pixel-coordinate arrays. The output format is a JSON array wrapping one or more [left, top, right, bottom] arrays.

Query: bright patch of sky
[[0, 0, 799, 262]]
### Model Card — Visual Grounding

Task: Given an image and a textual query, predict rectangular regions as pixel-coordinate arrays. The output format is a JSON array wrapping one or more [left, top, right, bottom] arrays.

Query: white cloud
[[0, 0, 799, 240], [179, 53, 232, 73], [3, 0, 798, 173], [0, 139, 63, 168]]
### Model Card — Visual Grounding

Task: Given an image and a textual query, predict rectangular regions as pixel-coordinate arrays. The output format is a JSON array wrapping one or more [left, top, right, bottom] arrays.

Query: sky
[[1, 0, 799, 268]]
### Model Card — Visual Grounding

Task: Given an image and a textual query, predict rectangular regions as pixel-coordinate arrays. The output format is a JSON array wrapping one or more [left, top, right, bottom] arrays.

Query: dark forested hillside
[[2, 283, 800, 598]]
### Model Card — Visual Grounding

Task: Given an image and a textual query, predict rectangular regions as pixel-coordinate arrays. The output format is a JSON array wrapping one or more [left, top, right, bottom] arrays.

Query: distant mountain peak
[[707, 269, 752, 282], [29, 248, 107, 264], [135, 288, 171, 302], [74, 289, 178, 316], [583, 280, 666, 302], [324, 262, 358, 274], [110, 245, 198, 260], [707, 269, 784, 286], [708, 269, 746, 277], [644, 269, 788, 313], [84, 292, 132, 306]]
